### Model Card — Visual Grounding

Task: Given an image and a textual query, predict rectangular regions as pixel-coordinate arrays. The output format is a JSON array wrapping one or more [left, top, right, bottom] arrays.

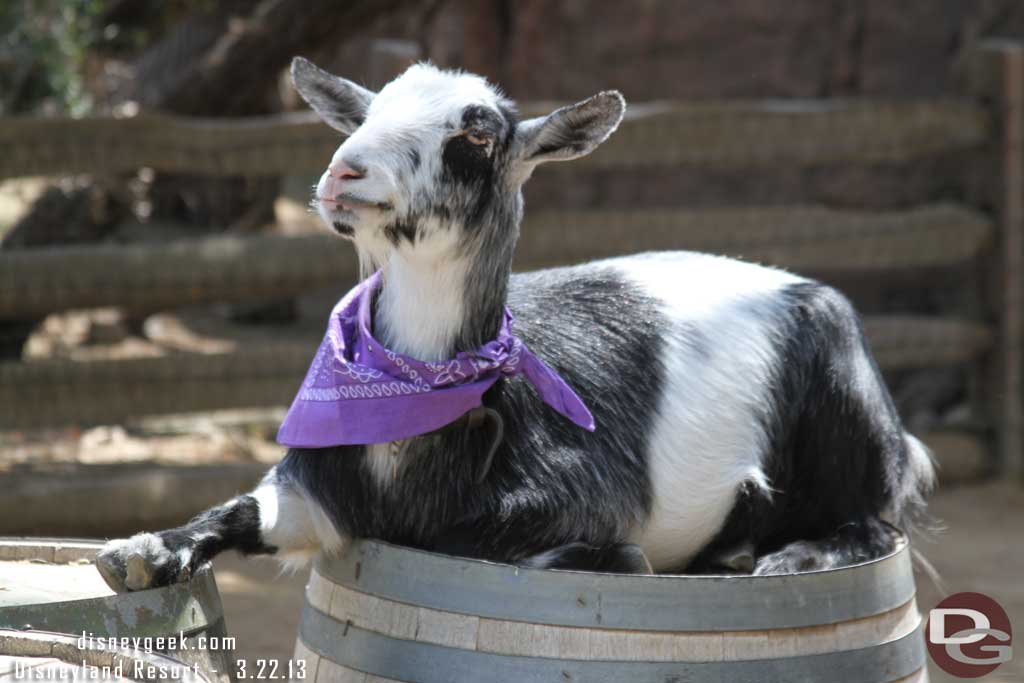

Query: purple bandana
[[277, 272, 595, 448]]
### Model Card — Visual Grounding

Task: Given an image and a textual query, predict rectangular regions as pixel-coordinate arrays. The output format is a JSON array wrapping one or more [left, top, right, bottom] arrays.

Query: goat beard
[[352, 238, 389, 283], [357, 248, 378, 283]]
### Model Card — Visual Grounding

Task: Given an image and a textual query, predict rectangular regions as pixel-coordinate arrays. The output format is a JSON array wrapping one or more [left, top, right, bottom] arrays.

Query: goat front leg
[[96, 468, 330, 592]]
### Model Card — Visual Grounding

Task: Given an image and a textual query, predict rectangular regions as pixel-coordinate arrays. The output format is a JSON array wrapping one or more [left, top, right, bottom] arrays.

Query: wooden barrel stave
[[309, 538, 917, 632], [313, 573, 921, 662], [296, 538, 926, 683]]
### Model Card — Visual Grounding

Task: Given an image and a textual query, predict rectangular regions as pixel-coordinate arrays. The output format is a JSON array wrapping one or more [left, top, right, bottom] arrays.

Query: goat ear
[[290, 57, 375, 135], [514, 91, 625, 166]]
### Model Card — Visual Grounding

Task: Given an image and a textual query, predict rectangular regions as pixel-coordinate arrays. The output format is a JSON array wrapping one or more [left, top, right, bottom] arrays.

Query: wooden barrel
[[295, 535, 927, 683], [0, 628, 210, 682], [0, 538, 233, 683]]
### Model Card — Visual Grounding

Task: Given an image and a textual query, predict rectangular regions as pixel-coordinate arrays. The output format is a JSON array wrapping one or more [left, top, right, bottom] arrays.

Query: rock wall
[[310, 1, 1014, 207], [328, 1, 1024, 99]]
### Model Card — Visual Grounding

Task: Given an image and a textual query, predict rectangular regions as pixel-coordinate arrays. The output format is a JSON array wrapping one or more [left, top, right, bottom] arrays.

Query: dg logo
[[926, 592, 1013, 678]]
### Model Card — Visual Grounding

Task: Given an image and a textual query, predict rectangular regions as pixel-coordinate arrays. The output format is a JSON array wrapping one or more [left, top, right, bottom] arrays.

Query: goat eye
[[465, 132, 490, 147]]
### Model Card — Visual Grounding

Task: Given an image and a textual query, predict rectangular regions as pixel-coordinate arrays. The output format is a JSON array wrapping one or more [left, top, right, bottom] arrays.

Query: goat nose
[[328, 159, 366, 180]]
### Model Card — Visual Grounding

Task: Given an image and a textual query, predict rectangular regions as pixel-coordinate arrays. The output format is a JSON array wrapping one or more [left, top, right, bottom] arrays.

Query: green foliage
[[0, 0, 111, 116]]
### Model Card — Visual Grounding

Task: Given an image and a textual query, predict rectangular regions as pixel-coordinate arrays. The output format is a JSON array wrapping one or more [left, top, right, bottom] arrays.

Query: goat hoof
[[95, 548, 128, 593], [95, 533, 183, 592], [752, 541, 830, 576], [125, 553, 155, 590], [617, 544, 655, 574]]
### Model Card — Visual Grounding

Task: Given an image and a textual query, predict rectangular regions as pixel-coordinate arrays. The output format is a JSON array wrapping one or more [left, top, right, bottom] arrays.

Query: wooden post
[[969, 41, 1024, 478]]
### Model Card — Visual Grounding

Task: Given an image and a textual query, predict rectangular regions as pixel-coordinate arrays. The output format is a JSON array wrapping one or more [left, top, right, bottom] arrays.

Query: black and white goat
[[97, 58, 934, 589]]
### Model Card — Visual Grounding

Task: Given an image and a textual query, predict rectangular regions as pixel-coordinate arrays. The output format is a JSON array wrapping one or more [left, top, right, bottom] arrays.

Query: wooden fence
[[0, 204, 992, 319], [0, 100, 988, 180], [1, 41, 1021, 477]]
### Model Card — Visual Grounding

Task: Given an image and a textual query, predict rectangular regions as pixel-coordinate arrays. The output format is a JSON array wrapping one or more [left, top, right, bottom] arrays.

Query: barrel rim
[[297, 603, 927, 683], [0, 536, 107, 563], [337, 526, 909, 581], [314, 530, 916, 631], [0, 537, 224, 638]]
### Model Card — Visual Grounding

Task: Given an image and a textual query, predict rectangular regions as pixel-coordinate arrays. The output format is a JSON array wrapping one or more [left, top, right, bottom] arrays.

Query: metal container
[[0, 538, 233, 683], [295, 536, 927, 683]]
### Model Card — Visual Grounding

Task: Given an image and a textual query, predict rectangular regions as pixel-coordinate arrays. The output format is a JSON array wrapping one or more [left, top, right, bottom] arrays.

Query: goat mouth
[[320, 193, 393, 212]]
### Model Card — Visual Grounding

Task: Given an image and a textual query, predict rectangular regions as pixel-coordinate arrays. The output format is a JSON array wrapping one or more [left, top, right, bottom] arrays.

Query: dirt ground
[[212, 480, 1024, 683]]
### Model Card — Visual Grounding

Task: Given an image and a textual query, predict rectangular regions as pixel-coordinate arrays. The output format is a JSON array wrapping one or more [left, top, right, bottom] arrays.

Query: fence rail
[[0, 315, 992, 431], [519, 203, 992, 273], [0, 203, 991, 320], [0, 233, 353, 319], [0, 98, 990, 180]]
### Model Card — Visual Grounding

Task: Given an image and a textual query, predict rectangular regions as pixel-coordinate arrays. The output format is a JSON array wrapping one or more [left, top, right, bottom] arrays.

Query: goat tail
[[893, 433, 937, 532], [890, 433, 945, 589]]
